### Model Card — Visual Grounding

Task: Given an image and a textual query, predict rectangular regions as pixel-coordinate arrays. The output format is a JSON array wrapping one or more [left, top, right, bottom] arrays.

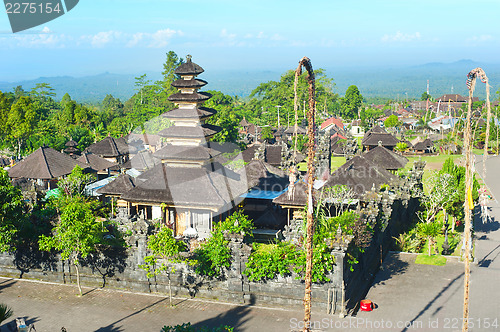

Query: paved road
[[353, 155, 500, 332]]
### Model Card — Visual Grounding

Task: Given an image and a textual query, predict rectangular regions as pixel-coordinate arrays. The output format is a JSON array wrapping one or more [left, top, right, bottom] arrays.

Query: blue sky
[[1, 0, 499, 80]]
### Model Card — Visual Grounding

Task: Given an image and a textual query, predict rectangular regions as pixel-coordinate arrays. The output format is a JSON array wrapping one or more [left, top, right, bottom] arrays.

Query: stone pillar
[[224, 232, 252, 302]]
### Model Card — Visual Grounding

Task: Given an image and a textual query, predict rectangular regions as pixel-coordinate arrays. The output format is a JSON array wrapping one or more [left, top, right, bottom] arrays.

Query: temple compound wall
[[0, 194, 419, 315]]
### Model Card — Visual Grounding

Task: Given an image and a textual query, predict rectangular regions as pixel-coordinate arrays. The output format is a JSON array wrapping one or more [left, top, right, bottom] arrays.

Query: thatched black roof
[[168, 91, 211, 103], [362, 145, 408, 170], [240, 118, 250, 127], [153, 145, 217, 161], [171, 78, 207, 89], [174, 57, 204, 76], [8, 146, 89, 180], [284, 126, 307, 135], [157, 124, 222, 139], [273, 181, 308, 206], [331, 136, 347, 155], [97, 174, 136, 196], [238, 159, 287, 192], [364, 125, 387, 137], [413, 138, 434, 151], [125, 133, 161, 148], [161, 107, 216, 120], [85, 136, 131, 157], [323, 155, 396, 197], [121, 163, 247, 209], [362, 133, 399, 147], [77, 152, 118, 172], [122, 150, 159, 171]]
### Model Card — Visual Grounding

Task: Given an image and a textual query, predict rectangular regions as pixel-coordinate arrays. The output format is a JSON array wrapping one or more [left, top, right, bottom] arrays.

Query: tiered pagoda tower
[[120, 56, 246, 238], [153, 55, 221, 167]]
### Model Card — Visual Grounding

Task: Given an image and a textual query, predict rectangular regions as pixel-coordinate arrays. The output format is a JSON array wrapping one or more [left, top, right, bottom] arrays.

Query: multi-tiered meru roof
[[120, 56, 247, 212]]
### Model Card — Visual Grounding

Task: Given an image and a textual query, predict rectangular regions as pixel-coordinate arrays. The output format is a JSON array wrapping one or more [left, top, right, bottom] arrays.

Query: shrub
[[243, 242, 299, 281], [161, 323, 233, 332], [193, 210, 253, 278]]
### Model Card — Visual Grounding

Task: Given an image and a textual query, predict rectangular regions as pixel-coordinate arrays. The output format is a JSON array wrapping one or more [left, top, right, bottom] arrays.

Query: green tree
[[139, 227, 186, 306], [417, 222, 441, 256], [246, 69, 338, 127], [384, 114, 400, 128], [194, 211, 253, 278], [30, 82, 56, 100], [39, 198, 103, 296], [340, 85, 363, 119], [204, 90, 241, 144], [440, 158, 479, 226], [162, 51, 184, 94], [0, 169, 25, 252], [260, 126, 274, 142], [7, 96, 38, 158], [134, 74, 151, 105], [0, 91, 13, 142], [421, 91, 432, 101], [57, 165, 96, 197], [291, 134, 308, 152], [395, 142, 408, 153], [60, 92, 72, 109]]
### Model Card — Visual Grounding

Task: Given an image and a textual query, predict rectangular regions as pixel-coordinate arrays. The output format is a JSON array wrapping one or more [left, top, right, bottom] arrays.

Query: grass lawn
[[420, 233, 461, 257], [405, 154, 462, 168], [415, 254, 447, 266], [297, 156, 346, 173]]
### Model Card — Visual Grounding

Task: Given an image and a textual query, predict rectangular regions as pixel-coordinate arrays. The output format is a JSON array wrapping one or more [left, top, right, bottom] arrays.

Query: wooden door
[[175, 211, 186, 237]]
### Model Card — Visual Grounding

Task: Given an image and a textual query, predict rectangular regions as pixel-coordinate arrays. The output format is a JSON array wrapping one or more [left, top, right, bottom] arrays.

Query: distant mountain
[[0, 73, 138, 103], [330, 60, 500, 101], [1, 60, 498, 103]]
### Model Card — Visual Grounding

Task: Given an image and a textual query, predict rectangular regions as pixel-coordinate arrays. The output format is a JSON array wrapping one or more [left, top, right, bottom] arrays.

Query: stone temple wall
[[0, 163, 424, 314]]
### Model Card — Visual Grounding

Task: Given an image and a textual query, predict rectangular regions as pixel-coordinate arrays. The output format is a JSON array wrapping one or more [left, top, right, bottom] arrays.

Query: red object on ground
[[360, 299, 373, 311]]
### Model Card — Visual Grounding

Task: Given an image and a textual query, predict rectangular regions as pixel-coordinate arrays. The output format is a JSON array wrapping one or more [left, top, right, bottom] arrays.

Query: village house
[[7, 145, 91, 190], [77, 152, 119, 180], [85, 135, 133, 165], [362, 144, 408, 172], [362, 125, 399, 151]]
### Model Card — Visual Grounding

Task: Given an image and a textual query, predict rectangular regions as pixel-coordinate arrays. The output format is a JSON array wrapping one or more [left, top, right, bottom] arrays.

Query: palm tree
[[0, 303, 13, 325], [418, 222, 441, 256]]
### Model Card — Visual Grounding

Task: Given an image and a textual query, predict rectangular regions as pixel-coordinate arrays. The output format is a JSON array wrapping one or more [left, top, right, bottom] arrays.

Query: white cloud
[[149, 28, 178, 48], [220, 28, 237, 39], [89, 31, 122, 48], [467, 34, 494, 42], [127, 32, 144, 47], [381, 31, 421, 42], [41, 26, 51, 34]]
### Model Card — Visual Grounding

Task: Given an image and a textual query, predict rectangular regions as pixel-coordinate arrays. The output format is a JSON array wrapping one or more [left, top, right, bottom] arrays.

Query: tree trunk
[[169, 277, 172, 307], [74, 262, 82, 296], [17, 138, 22, 160]]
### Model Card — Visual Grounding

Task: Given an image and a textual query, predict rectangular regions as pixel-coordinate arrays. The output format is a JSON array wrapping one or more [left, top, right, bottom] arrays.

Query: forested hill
[[1, 60, 499, 103]]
